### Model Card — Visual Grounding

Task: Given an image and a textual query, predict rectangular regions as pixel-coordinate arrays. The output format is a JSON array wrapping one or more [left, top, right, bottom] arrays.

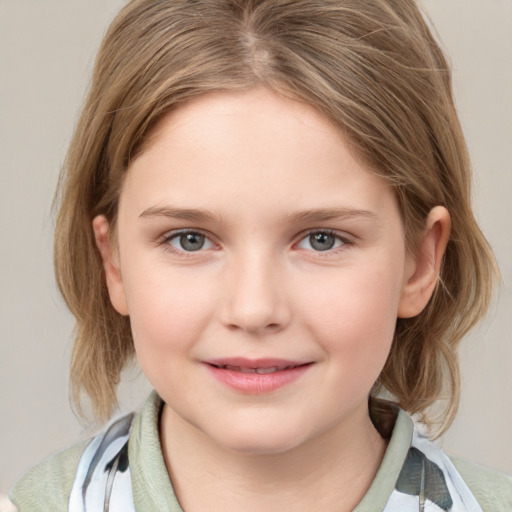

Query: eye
[[297, 231, 346, 252], [165, 231, 214, 252]]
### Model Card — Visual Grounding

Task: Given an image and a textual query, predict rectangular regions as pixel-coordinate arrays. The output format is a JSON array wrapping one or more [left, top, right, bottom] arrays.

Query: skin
[[94, 87, 450, 511]]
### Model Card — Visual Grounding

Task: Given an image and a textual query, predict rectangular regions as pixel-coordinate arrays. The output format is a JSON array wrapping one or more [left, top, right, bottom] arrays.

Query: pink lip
[[204, 358, 313, 393]]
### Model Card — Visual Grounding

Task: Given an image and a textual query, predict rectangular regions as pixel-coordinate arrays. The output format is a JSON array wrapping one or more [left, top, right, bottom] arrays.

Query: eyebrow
[[287, 208, 377, 224], [139, 206, 221, 223], [139, 206, 377, 224]]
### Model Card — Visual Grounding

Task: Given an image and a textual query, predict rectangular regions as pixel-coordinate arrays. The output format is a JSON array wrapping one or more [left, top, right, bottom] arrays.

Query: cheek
[[298, 263, 403, 374], [122, 264, 216, 355]]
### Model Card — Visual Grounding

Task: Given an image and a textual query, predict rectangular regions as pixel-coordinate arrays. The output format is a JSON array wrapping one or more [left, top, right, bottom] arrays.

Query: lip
[[204, 358, 313, 393]]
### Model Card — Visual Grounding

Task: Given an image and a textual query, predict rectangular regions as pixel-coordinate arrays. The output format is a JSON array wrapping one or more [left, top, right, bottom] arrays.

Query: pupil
[[310, 233, 334, 251], [180, 233, 205, 251]]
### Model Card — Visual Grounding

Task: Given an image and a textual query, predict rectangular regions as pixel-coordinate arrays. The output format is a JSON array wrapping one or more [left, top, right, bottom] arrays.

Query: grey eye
[[309, 232, 335, 251], [170, 232, 209, 251], [297, 231, 345, 252]]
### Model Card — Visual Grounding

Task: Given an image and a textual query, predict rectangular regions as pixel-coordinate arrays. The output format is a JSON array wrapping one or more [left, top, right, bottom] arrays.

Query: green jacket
[[10, 391, 512, 511]]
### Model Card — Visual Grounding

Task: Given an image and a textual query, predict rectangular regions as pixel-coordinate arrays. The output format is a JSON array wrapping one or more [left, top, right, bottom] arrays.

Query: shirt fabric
[[10, 391, 512, 511]]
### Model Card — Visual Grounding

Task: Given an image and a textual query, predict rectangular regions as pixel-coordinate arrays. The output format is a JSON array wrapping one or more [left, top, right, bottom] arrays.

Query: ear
[[398, 206, 451, 318], [92, 215, 129, 316]]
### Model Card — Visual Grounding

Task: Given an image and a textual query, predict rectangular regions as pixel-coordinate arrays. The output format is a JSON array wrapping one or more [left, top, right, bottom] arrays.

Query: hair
[[55, 0, 497, 433]]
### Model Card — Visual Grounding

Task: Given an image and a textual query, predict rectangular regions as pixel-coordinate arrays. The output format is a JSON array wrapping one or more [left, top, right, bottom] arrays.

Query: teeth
[[256, 367, 278, 374], [214, 364, 294, 374]]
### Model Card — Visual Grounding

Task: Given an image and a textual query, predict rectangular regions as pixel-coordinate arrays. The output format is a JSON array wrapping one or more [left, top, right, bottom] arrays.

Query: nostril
[[218, 287, 291, 334], [225, 322, 281, 333]]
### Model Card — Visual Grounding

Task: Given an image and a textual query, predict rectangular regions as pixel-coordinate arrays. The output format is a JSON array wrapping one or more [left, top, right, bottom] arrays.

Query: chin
[[209, 423, 309, 456]]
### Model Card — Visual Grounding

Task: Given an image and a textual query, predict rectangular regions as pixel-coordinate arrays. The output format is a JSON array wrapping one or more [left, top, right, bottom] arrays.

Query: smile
[[211, 364, 300, 374], [205, 359, 313, 393]]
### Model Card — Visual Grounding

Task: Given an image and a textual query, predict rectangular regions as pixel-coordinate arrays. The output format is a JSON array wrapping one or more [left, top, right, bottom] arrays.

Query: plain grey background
[[1, 0, 511, 496]]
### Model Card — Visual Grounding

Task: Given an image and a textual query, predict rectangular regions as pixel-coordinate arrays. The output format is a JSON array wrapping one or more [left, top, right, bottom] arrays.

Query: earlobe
[[92, 215, 129, 316], [398, 206, 451, 319]]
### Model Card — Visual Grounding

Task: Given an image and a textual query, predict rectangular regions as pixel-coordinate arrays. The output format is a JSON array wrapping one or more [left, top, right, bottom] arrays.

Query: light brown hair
[[55, 0, 497, 433]]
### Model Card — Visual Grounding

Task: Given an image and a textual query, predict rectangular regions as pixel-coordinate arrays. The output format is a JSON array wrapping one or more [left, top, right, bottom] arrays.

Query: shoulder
[[9, 439, 90, 512], [450, 455, 512, 512]]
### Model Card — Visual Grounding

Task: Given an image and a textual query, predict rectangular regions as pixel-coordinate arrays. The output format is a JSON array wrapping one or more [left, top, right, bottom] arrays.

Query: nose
[[219, 251, 291, 335]]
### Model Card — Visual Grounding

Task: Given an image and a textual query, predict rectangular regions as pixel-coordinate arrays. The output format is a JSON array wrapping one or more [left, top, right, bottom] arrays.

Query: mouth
[[204, 358, 313, 393], [209, 363, 305, 374]]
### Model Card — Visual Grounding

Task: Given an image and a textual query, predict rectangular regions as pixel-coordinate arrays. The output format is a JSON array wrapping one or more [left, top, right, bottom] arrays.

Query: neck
[[159, 404, 387, 512]]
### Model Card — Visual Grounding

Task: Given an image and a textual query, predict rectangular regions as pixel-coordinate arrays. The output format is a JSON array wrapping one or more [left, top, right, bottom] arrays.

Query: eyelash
[[296, 229, 351, 256], [161, 229, 216, 257], [160, 229, 352, 257]]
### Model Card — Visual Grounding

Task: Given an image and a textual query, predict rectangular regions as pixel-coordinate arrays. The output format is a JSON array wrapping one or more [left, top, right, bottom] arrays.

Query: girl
[[9, 0, 512, 510]]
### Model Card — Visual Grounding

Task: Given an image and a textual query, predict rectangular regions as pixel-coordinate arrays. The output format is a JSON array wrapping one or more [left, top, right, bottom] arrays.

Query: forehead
[[142, 87, 347, 162], [122, 87, 398, 223]]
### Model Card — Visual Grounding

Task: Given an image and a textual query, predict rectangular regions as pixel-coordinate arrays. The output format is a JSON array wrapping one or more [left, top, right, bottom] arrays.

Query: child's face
[[97, 87, 428, 454]]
